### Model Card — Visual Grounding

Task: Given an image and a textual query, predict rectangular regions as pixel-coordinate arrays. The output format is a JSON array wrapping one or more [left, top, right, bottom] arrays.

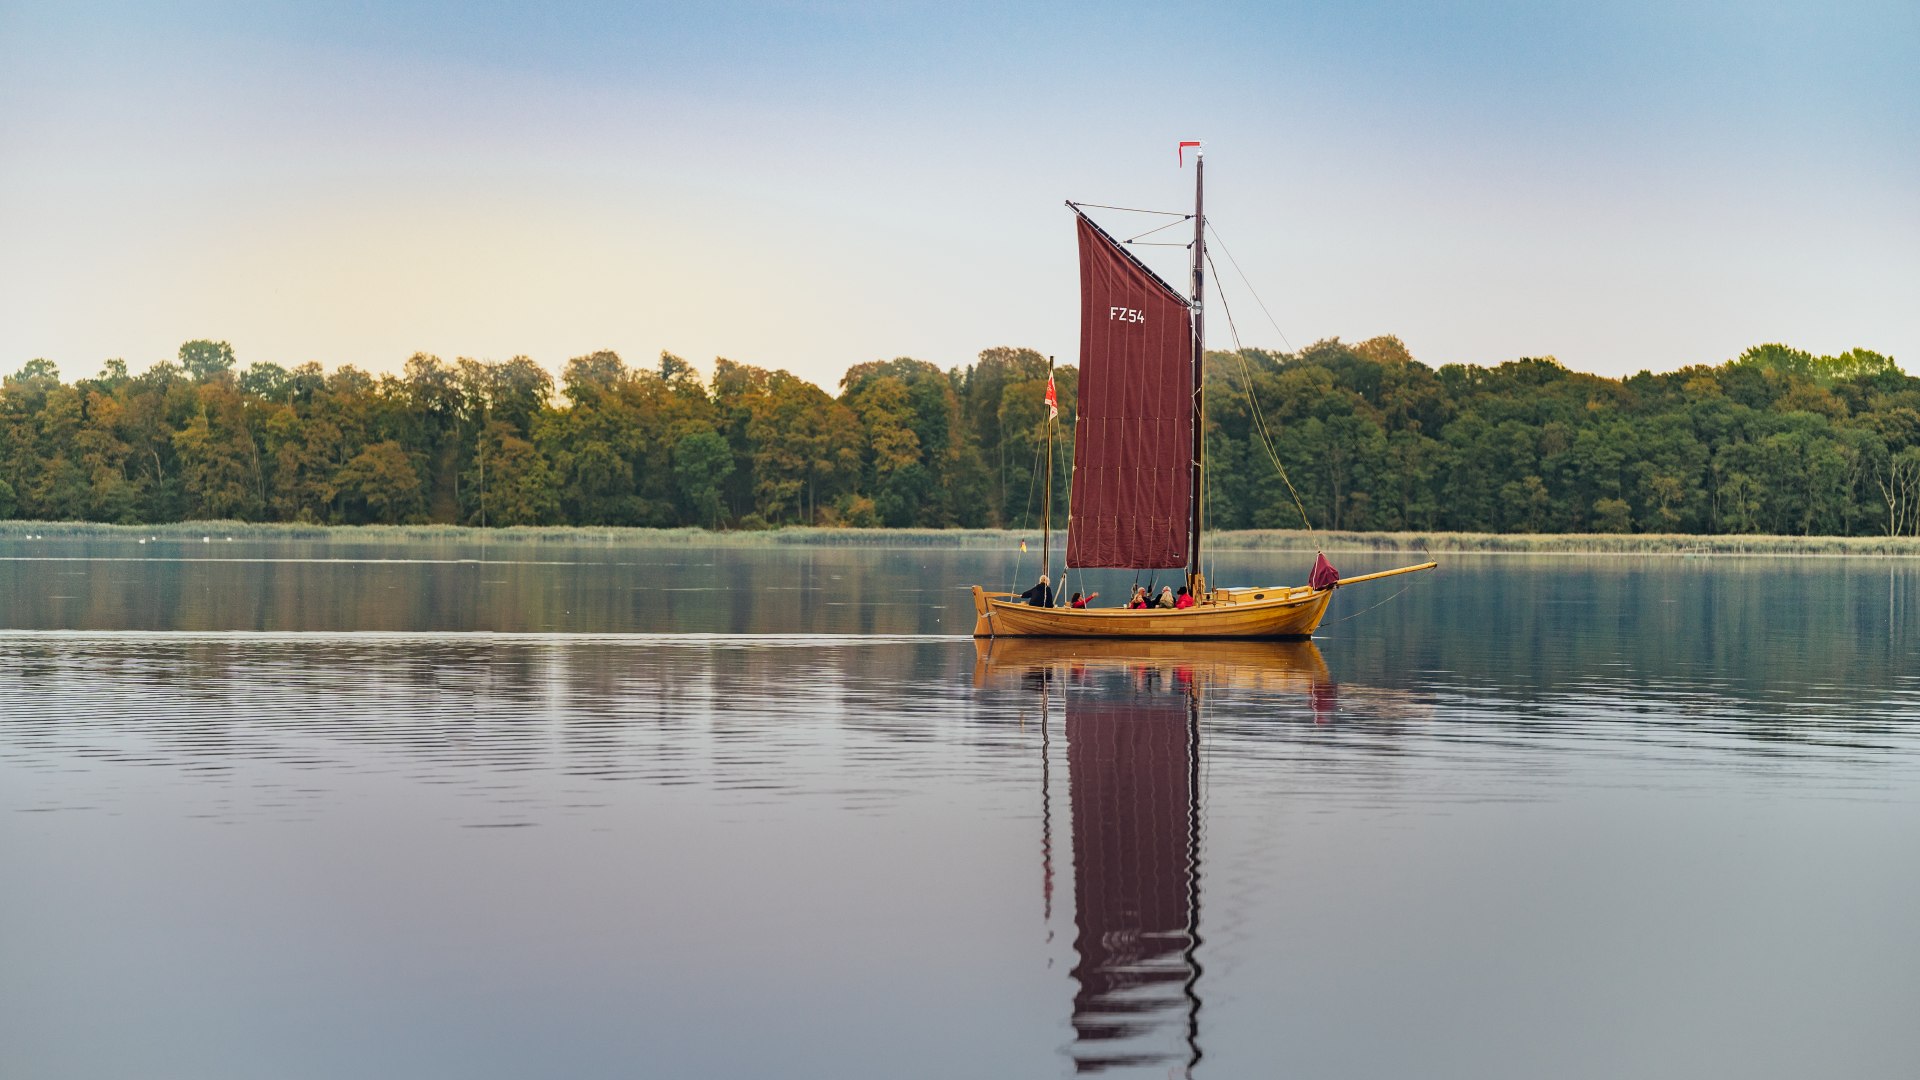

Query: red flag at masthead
[[1045, 374, 1059, 420]]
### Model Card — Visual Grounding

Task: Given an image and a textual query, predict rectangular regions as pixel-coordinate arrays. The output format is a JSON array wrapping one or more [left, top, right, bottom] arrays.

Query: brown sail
[[1066, 212, 1194, 570]]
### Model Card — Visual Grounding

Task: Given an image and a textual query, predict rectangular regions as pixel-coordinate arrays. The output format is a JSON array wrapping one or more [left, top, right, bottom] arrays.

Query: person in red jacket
[[1068, 591, 1099, 609], [1174, 586, 1196, 609], [1127, 586, 1150, 609]]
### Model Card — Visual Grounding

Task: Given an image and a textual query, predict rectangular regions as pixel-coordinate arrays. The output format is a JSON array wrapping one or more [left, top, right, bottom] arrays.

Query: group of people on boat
[[1129, 585, 1195, 610], [1018, 575, 1195, 610]]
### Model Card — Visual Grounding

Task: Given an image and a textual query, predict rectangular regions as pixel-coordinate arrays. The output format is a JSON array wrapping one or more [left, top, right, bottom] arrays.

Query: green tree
[[1592, 497, 1633, 532], [0, 334, 1912, 536], [672, 427, 734, 529], [15, 358, 60, 383], [179, 340, 237, 382]]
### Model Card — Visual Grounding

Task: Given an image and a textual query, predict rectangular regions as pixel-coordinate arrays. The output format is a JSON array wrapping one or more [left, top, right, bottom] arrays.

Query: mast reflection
[[980, 639, 1335, 1075]]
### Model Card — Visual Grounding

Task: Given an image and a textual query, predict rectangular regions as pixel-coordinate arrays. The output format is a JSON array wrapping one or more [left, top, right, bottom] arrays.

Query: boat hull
[[972, 585, 1332, 639]]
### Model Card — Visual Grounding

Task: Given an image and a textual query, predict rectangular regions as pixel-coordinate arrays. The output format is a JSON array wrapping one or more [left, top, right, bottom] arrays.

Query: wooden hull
[[973, 585, 1332, 639]]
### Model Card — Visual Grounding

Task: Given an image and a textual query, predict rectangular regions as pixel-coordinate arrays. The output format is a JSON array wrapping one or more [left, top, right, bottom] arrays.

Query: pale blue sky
[[2, 1, 1914, 386]]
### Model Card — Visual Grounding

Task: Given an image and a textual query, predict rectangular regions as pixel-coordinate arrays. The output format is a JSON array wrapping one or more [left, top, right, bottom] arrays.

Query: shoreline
[[1, 521, 1917, 557]]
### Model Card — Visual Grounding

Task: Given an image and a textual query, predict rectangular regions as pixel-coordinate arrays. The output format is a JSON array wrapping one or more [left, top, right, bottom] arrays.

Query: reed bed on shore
[[4, 521, 1919, 556]]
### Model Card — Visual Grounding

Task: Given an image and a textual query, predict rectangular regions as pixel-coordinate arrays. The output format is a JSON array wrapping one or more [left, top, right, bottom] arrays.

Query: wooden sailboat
[[971, 144, 1434, 639]]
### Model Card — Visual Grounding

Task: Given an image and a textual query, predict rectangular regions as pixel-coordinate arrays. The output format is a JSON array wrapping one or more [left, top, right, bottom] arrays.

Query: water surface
[[2, 536, 1917, 1078]]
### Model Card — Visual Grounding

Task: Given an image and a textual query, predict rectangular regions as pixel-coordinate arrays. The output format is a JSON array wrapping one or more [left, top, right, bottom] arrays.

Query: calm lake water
[[3, 535, 1918, 1079]]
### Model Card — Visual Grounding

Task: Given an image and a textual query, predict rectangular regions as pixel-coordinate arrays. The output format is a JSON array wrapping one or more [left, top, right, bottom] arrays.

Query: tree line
[[1, 337, 1915, 536]]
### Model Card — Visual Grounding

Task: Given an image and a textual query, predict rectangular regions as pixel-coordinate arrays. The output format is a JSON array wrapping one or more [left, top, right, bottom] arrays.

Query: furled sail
[[1066, 212, 1195, 569]]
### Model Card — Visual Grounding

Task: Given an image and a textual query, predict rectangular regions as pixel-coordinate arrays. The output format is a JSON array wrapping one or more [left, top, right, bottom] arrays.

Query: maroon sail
[[1066, 212, 1194, 569]]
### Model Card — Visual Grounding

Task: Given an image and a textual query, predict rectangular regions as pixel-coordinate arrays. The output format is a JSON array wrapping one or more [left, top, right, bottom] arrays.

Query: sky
[[2, 0, 1915, 389]]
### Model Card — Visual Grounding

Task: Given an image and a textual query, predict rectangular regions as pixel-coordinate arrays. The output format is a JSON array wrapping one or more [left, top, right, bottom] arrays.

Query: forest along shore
[[1, 338, 1915, 539], [3, 522, 1919, 557]]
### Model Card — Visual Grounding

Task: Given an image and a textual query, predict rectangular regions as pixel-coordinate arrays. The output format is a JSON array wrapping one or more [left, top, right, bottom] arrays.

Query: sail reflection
[[1066, 684, 1202, 1073], [977, 639, 1336, 1074]]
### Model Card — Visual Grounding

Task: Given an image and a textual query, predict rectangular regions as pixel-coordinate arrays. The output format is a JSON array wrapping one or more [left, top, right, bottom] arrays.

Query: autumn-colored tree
[[73, 391, 138, 521], [467, 420, 559, 526], [728, 365, 858, 525], [336, 440, 424, 523]]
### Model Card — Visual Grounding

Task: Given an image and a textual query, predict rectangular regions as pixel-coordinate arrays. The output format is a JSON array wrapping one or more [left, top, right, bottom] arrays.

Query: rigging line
[[1072, 207, 1190, 306], [1207, 251, 1316, 532], [1059, 413, 1077, 606], [1207, 440, 1219, 588], [1068, 201, 1190, 217], [1201, 429, 1216, 588], [1011, 427, 1047, 592], [1048, 426, 1067, 607], [1204, 461, 1212, 587], [1124, 241, 1190, 247], [1210, 252, 1306, 527], [1332, 582, 1412, 623], [1206, 220, 1296, 353], [1121, 216, 1192, 244]]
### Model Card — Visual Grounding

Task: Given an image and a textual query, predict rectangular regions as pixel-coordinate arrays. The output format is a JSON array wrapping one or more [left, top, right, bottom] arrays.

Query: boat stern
[[970, 585, 994, 637]]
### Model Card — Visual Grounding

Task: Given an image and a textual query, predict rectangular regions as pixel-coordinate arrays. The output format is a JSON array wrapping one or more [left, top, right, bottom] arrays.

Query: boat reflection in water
[[974, 639, 1336, 1075]]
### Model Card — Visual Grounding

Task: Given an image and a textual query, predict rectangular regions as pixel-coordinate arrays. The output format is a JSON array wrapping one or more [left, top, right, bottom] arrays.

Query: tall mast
[[1188, 147, 1206, 595]]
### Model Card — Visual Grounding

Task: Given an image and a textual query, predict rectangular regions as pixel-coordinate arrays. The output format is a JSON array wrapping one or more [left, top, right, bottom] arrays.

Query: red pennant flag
[[1044, 375, 1058, 420]]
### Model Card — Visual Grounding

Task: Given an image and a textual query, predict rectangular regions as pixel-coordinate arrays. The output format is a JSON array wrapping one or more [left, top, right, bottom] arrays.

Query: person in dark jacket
[[1018, 574, 1054, 607]]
